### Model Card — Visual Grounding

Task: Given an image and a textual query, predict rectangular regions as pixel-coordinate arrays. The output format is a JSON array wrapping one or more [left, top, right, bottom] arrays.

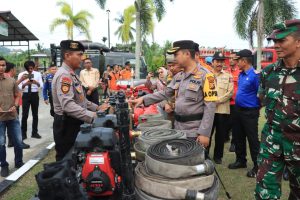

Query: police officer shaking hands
[[52, 40, 109, 161], [130, 40, 217, 147]]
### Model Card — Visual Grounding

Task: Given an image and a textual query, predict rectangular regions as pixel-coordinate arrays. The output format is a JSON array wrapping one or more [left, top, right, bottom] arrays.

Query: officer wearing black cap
[[131, 40, 217, 147], [207, 52, 233, 164], [228, 49, 260, 179], [52, 40, 109, 161]]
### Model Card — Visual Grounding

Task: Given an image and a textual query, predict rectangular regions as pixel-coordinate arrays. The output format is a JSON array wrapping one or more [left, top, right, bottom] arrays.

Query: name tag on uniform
[[188, 83, 198, 91]]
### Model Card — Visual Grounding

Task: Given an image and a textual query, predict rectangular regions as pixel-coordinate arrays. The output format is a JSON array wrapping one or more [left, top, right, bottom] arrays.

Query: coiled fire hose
[[134, 139, 220, 200], [134, 129, 186, 161], [146, 139, 205, 165], [138, 113, 164, 124], [135, 163, 215, 200], [137, 120, 172, 132]]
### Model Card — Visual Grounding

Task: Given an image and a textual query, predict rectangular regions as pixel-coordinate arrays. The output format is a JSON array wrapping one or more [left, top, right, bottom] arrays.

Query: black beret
[[212, 52, 226, 61], [167, 40, 196, 54], [235, 49, 253, 59], [60, 40, 85, 52]]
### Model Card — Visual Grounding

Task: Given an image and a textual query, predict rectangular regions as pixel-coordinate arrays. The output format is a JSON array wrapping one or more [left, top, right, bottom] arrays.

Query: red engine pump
[[133, 104, 159, 126], [81, 152, 121, 197]]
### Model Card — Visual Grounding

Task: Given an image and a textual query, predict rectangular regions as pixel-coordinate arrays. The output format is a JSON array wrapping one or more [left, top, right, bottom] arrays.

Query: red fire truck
[[253, 47, 278, 69]]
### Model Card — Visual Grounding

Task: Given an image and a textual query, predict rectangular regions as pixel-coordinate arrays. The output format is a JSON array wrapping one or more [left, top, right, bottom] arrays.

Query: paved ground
[[0, 94, 54, 181]]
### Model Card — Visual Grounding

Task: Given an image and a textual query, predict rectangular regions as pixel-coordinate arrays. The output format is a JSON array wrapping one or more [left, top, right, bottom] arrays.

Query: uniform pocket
[[218, 80, 229, 90], [185, 85, 200, 101], [283, 92, 300, 119]]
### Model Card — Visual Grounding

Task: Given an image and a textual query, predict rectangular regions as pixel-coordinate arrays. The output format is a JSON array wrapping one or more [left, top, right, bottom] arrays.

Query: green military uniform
[[255, 19, 300, 200]]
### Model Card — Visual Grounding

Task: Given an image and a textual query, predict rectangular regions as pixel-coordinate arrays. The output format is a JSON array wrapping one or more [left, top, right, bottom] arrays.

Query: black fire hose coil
[[145, 139, 208, 178], [139, 129, 186, 150], [134, 129, 186, 161], [146, 139, 205, 165]]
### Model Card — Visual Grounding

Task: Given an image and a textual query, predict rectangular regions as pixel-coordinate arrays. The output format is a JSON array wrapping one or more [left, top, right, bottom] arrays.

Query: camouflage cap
[[167, 40, 196, 54], [267, 19, 300, 41]]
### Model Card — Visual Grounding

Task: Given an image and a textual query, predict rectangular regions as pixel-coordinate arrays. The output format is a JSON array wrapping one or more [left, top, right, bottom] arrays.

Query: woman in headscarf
[[145, 66, 168, 119]]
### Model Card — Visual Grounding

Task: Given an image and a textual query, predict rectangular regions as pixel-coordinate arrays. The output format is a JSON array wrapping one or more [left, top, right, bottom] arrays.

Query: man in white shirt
[[18, 61, 43, 140]]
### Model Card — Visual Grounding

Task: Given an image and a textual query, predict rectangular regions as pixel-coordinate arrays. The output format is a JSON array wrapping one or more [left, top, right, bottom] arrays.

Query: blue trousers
[[0, 118, 23, 167]]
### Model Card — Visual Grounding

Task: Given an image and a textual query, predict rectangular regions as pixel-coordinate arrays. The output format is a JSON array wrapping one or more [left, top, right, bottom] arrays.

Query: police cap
[[167, 40, 196, 54], [60, 40, 85, 52], [212, 52, 226, 61], [267, 19, 300, 41], [166, 54, 176, 63]]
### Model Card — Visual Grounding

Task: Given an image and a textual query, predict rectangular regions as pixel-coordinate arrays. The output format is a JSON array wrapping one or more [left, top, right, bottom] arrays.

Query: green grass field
[[1, 110, 290, 200]]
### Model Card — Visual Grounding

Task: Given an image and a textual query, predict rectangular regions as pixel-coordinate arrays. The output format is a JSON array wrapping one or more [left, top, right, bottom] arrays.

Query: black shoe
[[224, 137, 230, 143], [31, 133, 41, 139], [228, 161, 247, 169], [213, 158, 222, 164], [1, 166, 9, 177], [7, 142, 13, 148], [15, 162, 24, 169], [229, 143, 235, 152], [283, 167, 289, 181], [247, 166, 258, 178], [22, 142, 30, 149]]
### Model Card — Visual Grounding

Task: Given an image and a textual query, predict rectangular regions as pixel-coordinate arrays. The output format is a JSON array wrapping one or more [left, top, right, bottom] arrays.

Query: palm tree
[[102, 36, 107, 44], [114, 6, 136, 44], [50, 1, 93, 40], [234, 0, 297, 70], [134, 0, 173, 78], [95, 0, 173, 78], [94, 0, 107, 9]]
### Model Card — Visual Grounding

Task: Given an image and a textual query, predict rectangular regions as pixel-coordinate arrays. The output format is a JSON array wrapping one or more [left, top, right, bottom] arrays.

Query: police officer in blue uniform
[[43, 64, 57, 117]]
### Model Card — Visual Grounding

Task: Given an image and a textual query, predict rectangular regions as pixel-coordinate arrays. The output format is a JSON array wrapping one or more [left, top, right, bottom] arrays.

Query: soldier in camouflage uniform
[[255, 19, 300, 200]]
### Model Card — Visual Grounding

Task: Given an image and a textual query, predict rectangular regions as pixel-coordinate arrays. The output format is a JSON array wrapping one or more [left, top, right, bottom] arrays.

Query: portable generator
[[72, 92, 135, 200]]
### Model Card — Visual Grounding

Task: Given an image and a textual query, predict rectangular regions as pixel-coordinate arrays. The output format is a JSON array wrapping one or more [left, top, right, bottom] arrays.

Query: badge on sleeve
[[79, 94, 84, 102], [61, 76, 72, 94], [203, 73, 218, 101]]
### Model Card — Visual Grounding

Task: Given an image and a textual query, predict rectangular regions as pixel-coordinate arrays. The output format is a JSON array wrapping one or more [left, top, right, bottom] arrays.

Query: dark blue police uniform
[[43, 73, 55, 116]]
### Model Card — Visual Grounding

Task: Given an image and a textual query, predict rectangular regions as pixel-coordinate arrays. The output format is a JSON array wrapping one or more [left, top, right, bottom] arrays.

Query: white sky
[[1, 0, 300, 50]]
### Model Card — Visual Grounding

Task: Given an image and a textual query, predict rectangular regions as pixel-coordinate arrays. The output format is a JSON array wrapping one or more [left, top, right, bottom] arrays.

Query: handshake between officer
[[130, 40, 217, 148]]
